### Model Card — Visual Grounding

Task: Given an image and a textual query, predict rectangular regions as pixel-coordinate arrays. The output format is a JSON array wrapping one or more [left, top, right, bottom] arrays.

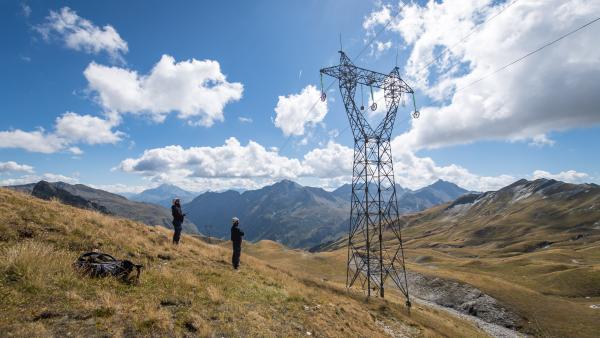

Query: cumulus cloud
[[35, 7, 128, 62], [0, 129, 68, 153], [532, 170, 590, 184], [0, 112, 123, 153], [302, 141, 353, 178], [55, 112, 123, 145], [90, 183, 150, 194], [84, 55, 244, 126], [0, 161, 34, 174], [118, 137, 305, 180], [117, 138, 354, 191], [274, 85, 328, 136], [367, 0, 600, 149], [116, 137, 528, 192]]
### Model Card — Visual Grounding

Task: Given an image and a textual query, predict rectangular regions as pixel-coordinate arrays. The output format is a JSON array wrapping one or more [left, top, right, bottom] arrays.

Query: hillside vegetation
[[309, 179, 600, 337], [9, 181, 198, 233], [0, 188, 486, 337]]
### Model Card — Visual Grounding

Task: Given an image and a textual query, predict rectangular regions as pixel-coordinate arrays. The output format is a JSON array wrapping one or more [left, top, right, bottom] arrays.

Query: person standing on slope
[[171, 198, 185, 245], [230, 217, 244, 269]]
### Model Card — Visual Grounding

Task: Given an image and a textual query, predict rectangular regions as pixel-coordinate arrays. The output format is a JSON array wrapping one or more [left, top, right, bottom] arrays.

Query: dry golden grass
[[0, 188, 486, 337], [252, 194, 600, 338], [395, 199, 600, 338], [248, 240, 600, 338]]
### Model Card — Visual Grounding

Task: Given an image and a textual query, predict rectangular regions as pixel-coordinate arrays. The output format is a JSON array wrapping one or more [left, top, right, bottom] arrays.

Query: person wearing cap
[[171, 198, 185, 245], [230, 217, 244, 269]]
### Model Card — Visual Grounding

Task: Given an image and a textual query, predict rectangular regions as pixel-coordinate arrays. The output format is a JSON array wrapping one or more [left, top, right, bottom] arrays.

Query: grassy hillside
[[305, 180, 600, 337], [9, 181, 198, 234], [0, 188, 486, 337]]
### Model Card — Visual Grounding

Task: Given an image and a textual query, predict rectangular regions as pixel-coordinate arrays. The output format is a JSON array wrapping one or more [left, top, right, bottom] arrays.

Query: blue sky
[[1, 0, 599, 193]]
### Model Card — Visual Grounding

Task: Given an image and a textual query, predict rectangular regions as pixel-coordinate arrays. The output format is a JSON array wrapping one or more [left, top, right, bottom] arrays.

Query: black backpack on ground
[[74, 252, 143, 282]]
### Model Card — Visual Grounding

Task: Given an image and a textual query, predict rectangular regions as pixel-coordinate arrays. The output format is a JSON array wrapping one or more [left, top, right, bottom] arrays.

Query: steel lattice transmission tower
[[320, 51, 418, 306]]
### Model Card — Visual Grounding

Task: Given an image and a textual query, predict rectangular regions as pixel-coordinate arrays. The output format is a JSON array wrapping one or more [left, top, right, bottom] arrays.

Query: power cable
[[415, 0, 521, 74], [455, 15, 600, 92]]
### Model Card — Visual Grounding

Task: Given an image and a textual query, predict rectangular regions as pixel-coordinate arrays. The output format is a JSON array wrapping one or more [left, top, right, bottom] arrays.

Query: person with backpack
[[230, 217, 244, 269], [171, 198, 185, 245]]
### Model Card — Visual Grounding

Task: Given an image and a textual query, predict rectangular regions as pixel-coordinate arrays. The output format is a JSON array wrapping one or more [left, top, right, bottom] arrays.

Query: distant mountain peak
[[271, 179, 301, 189], [157, 183, 178, 188], [430, 179, 459, 188], [130, 183, 197, 207]]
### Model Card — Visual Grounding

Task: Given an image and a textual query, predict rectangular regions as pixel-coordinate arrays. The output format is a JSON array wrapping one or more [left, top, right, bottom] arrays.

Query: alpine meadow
[[1, 1, 599, 337]]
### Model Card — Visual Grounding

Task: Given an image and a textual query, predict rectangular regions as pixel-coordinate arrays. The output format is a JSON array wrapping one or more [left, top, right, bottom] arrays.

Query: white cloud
[[369, 0, 600, 149], [302, 141, 353, 178], [391, 142, 516, 191], [363, 5, 392, 32], [117, 138, 355, 191], [371, 40, 393, 56], [21, 3, 31, 17], [0, 173, 79, 186], [118, 137, 305, 180], [84, 55, 244, 126], [55, 112, 123, 145], [532, 170, 590, 184], [0, 129, 67, 153], [0, 112, 123, 153], [0, 161, 34, 174], [367, 88, 387, 119], [238, 116, 253, 123], [68, 146, 84, 155], [274, 85, 328, 136], [528, 134, 555, 147], [116, 137, 524, 192], [35, 7, 128, 62], [90, 183, 150, 194]]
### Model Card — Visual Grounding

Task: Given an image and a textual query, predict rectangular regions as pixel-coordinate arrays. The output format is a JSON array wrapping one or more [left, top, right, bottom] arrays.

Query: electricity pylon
[[320, 51, 418, 306]]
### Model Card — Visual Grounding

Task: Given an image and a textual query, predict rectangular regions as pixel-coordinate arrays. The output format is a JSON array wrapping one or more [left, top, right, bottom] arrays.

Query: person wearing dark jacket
[[171, 198, 185, 245], [230, 217, 244, 269]]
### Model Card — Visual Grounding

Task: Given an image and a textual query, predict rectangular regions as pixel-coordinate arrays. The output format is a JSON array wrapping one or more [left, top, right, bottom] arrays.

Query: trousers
[[232, 241, 242, 268], [172, 220, 182, 244]]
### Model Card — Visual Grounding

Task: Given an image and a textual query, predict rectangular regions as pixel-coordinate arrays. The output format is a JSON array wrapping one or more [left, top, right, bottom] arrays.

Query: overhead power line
[[355, 1, 408, 60], [416, 0, 521, 74], [456, 16, 600, 92]]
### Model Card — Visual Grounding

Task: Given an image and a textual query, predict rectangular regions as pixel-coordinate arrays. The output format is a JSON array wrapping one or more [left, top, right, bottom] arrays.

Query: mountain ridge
[[184, 179, 469, 248]]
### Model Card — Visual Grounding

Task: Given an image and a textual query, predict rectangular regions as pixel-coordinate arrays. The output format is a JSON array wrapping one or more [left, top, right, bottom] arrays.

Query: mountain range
[[5, 178, 469, 248], [321, 178, 600, 255], [184, 179, 469, 248], [7, 181, 198, 234]]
